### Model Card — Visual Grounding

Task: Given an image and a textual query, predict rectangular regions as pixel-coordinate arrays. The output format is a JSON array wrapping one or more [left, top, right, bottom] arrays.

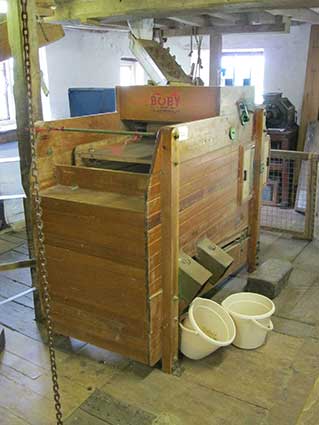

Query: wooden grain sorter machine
[[34, 85, 269, 373]]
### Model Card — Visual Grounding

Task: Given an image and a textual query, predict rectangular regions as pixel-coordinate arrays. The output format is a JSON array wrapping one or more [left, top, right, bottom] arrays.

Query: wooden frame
[[261, 149, 319, 240], [34, 85, 266, 373]]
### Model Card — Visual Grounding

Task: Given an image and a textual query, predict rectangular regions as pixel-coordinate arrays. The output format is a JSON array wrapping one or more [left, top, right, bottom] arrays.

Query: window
[[221, 49, 265, 104], [0, 59, 15, 124], [120, 58, 146, 86], [191, 48, 265, 104], [0, 48, 51, 125]]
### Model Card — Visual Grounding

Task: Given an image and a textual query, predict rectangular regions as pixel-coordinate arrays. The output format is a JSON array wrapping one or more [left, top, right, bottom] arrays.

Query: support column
[[248, 108, 265, 273], [298, 25, 319, 152], [7, 0, 43, 320], [209, 32, 222, 86]]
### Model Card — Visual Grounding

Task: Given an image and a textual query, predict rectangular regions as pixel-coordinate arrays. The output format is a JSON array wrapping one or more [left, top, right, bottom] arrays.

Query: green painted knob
[[229, 127, 237, 141]]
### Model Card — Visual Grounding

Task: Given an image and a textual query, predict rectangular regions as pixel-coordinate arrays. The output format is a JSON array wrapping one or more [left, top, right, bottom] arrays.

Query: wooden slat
[[41, 185, 145, 212], [56, 165, 149, 196], [270, 149, 318, 161]]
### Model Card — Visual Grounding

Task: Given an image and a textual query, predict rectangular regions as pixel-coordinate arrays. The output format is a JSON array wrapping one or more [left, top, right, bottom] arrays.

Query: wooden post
[[7, 0, 43, 321], [160, 127, 180, 374], [209, 32, 222, 86], [305, 155, 318, 240], [0, 326, 5, 353], [298, 25, 319, 152], [248, 108, 265, 272]]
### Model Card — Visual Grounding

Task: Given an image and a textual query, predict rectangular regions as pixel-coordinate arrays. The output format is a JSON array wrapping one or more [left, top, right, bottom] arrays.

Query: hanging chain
[[20, 1, 63, 423]]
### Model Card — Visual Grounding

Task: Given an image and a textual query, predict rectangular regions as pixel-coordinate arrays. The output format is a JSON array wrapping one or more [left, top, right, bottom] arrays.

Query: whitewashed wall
[[44, 24, 311, 120], [45, 29, 134, 119]]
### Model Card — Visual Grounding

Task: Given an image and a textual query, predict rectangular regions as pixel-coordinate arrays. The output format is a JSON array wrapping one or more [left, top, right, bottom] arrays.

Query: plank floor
[[0, 228, 319, 424]]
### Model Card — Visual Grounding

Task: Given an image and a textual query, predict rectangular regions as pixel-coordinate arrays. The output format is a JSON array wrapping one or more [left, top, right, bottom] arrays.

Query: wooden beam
[[267, 8, 319, 24], [168, 15, 208, 27], [0, 327, 5, 353], [207, 12, 239, 23], [7, 0, 43, 321], [0, 129, 17, 144], [298, 25, 319, 152], [52, 0, 319, 22], [209, 32, 222, 86], [248, 108, 264, 273], [0, 21, 65, 62], [164, 21, 290, 37], [160, 127, 180, 374]]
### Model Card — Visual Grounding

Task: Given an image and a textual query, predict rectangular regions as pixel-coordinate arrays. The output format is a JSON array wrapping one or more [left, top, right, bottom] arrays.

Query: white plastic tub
[[222, 292, 275, 350], [180, 298, 236, 360]]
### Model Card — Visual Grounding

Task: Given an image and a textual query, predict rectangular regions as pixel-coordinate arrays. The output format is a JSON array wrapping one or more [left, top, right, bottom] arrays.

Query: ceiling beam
[[267, 8, 319, 23], [164, 20, 291, 37], [168, 15, 208, 27], [206, 12, 239, 23], [52, 0, 319, 23]]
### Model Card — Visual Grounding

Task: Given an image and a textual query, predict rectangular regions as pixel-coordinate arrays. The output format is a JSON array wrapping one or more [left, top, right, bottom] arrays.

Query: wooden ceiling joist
[[52, 0, 319, 23], [267, 8, 319, 24], [164, 19, 291, 37]]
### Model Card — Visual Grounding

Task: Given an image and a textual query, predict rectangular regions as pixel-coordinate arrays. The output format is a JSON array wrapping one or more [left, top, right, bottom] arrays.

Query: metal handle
[[252, 319, 273, 332]]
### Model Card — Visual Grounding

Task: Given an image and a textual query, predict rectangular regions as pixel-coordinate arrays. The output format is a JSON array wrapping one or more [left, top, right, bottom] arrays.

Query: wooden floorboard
[[0, 297, 40, 341], [80, 389, 156, 425], [0, 274, 34, 307], [0, 229, 319, 425]]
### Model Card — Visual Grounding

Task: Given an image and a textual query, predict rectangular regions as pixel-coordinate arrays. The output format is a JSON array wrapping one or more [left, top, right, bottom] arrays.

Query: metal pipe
[[36, 126, 156, 138]]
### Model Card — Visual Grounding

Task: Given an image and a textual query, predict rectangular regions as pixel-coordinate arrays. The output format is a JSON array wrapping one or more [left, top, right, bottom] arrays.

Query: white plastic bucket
[[180, 298, 236, 360], [222, 292, 275, 350]]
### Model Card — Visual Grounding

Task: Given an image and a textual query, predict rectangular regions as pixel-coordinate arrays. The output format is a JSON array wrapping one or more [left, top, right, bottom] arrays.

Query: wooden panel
[[117, 86, 220, 123], [176, 114, 253, 163], [41, 195, 146, 268], [52, 302, 149, 364], [46, 245, 146, 323], [149, 293, 163, 366], [35, 112, 126, 189], [219, 86, 255, 116], [56, 165, 149, 196], [41, 185, 145, 212]]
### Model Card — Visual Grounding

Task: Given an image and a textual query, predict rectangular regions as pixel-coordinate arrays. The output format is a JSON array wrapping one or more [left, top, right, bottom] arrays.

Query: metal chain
[[20, 1, 63, 423]]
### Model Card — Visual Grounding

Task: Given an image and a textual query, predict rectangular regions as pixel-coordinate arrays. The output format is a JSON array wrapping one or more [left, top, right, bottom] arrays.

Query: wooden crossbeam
[[164, 21, 290, 37], [267, 8, 319, 23], [52, 0, 319, 23], [0, 259, 36, 272]]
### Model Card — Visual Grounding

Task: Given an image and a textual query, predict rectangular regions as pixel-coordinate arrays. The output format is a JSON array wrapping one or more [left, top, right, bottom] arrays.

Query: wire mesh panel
[[261, 150, 316, 238]]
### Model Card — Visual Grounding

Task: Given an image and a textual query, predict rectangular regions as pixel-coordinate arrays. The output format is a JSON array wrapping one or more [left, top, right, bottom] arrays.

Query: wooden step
[[40, 184, 145, 213], [55, 164, 149, 197]]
